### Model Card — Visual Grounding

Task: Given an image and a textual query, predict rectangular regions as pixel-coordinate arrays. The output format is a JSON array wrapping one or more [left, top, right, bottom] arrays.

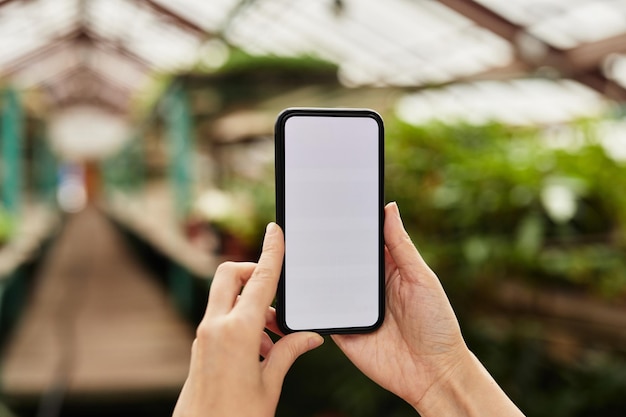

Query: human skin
[[173, 203, 524, 417], [333, 202, 525, 417], [172, 223, 324, 417]]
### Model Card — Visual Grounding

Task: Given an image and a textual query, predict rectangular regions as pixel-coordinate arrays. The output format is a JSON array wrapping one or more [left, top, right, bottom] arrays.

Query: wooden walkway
[[0, 206, 194, 400]]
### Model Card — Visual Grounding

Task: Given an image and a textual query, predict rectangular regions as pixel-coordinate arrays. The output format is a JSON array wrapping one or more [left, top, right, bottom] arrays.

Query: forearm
[[414, 350, 525, 417]]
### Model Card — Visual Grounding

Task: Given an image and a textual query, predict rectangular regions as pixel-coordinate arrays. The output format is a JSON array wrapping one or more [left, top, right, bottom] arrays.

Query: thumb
[[384, 202, 431, 283], [262, 332, 324, 388]]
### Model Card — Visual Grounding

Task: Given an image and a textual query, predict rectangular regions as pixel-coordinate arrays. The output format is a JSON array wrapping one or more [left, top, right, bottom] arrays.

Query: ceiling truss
[[1, 0, 626, 115], [438, 0, 626, 101], [0, 0, 215, 114]]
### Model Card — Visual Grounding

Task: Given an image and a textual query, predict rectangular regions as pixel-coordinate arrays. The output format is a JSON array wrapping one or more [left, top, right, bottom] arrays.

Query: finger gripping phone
[[275, 108, 384, 334]]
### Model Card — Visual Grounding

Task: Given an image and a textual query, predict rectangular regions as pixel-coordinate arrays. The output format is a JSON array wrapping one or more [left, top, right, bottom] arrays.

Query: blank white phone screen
[[284, 115, 380, 331]]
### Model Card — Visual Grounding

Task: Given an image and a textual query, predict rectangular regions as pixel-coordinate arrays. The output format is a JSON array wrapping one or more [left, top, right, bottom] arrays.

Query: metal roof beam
[[1, 31, 78, 76], [75, 26, 152, 70], [54, 94, 127, 115], [437, 0, 626, 101], [566, 32, 626, 72], [437, 0, 521, 41], [2, 27, 150, 81], [0, 0, 20, 9], [219, 0, 257, 34], [38, 64, 132, 97], [573, 69, 626, 102], [137, 0, 212, 38], [436, 0, 567, 70], [43, 66, 131, 113]]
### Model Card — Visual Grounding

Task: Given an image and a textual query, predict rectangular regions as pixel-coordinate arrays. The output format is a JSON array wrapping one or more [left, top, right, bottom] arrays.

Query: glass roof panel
[[11, 43, 80, 87], [225, 0, 512, 86], [530, 1, 626, 47], [395, 78, 608, 126], [475, 0, 587, 26], [88, 48, 148, 90], [35, 0, 80, 37], [89, 0, 202, 70], [153, 0, 243, 33], [0, 0, 75, 67], [88, 0, 142, 41], [0, 0, 623, 118], [476, 0, 626, 49], [607, 54, 626, 88]]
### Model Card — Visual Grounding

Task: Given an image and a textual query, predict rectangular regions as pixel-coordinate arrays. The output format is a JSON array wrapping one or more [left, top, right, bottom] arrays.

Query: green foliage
[[468, 321, 626, 417], [386, 118, 626, 417], [197, 176, 275, 254], [188, 49, 339, 110], [236, 172, 277, 251], [277, 337, 415, 417], [210, 117, 626, 417], [386, 119, 626, 296], [0, 205, 15, 245], [101, 139, 145, 194], [215, 48, 338, 76]]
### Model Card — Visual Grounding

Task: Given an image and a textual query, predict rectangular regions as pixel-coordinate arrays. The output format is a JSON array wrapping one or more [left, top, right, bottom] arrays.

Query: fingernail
[[387, 201, 401, 218], [266, 222, 277, 235], [308, 334, 324, 349]]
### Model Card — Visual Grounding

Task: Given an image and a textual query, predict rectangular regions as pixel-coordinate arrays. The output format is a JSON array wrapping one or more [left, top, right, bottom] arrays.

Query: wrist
[[413, 349, 524, 417]]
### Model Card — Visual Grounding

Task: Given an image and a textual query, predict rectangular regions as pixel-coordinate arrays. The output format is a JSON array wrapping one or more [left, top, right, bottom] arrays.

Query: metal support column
[[1, 88, 23, 217], [33, 123, 58, 205], [163, 81, 193, 221], [163, 80, 194, 319]]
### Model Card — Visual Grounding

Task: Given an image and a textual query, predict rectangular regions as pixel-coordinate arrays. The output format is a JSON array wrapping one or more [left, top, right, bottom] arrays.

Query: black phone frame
[[274, 107, 385, 335]]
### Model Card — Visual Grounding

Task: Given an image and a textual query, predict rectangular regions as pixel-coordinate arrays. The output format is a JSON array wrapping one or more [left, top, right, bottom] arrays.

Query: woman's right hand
[[332, 202, 524, 417], [332, 202, 467, 408]]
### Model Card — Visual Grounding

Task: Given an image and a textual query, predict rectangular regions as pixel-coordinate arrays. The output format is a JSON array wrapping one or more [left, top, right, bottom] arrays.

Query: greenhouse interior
[[1, 0, 626, 416]]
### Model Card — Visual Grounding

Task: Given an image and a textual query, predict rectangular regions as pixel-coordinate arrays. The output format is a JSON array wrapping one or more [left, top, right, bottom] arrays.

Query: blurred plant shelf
[[104, 51, 626, 416], [0, 206, 15, 248], [381, 117, 626, 417], [386, 118, 626, 298]]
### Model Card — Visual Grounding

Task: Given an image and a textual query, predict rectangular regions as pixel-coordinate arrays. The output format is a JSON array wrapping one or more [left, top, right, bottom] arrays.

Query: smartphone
[[275, 108, 384, 334]]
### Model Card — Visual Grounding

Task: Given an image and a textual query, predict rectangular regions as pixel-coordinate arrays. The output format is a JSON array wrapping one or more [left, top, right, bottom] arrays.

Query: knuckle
[[261, 234, 283, 257], [215, 261, 238, 276], [285, 341, 299, 360], [387, 232, 415, 254], [252, 264, 274, 280], [262, 240, 279, 254], [195, 320, 214, 341], [196, 315, 251, 342]]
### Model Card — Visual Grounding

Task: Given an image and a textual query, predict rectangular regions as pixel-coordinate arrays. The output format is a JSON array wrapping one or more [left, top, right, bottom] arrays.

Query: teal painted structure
[[1, 88, 23, 218], [33, 122, 58, 205], [163, 81, 193, 221], [162, 81, 195, 319], [102, 132, 145, 195], [0, 89, 57, 346], [102, 79, 200, 321]]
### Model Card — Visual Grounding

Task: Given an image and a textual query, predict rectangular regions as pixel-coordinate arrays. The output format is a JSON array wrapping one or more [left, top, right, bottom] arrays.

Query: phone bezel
[[275, 107, 385, 335]]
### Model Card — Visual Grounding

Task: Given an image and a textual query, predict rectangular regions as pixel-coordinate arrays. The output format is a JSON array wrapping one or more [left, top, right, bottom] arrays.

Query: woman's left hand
[[173, 223, 324, 417]]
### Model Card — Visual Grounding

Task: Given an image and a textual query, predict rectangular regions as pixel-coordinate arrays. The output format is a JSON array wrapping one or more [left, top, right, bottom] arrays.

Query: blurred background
[[1, 0, 626, 416]]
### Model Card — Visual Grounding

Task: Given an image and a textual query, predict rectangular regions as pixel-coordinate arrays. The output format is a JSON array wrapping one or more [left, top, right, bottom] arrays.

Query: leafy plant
[[194, 116, 626, 417], [385, 118, 626, 297], [0, 205, 15, 246], [382, 117, 626, 416]]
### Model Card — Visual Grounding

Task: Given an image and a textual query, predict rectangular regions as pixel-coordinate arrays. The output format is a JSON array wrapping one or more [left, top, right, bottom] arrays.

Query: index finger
[[237, 222, 284, 316]]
